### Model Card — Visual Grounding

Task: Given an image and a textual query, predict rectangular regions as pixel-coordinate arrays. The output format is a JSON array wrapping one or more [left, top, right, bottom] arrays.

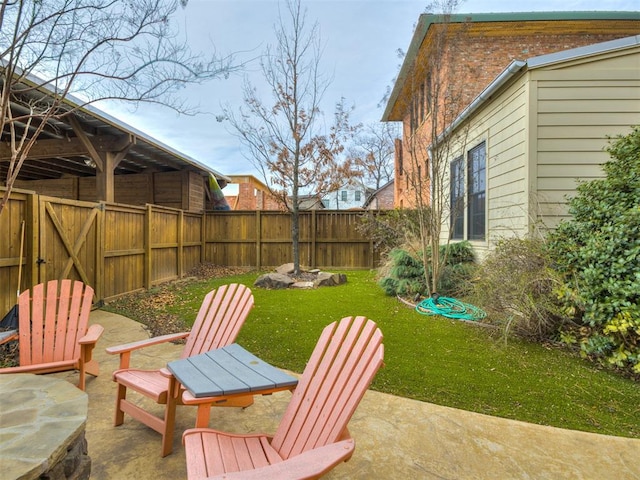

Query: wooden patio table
[[167, 343, 298, 428]]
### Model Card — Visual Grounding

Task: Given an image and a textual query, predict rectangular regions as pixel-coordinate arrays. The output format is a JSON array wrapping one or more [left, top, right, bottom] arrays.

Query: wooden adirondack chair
[[0, 279, 103, 391], [182, 315, 384, 480], [106, 283, 254, 457]]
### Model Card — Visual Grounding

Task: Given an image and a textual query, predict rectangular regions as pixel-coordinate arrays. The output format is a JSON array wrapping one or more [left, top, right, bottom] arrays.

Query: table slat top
[[167, 343, 297, 398]]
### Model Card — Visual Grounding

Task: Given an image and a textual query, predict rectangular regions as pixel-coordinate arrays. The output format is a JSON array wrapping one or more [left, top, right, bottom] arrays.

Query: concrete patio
[[54, 309, 640, 479]]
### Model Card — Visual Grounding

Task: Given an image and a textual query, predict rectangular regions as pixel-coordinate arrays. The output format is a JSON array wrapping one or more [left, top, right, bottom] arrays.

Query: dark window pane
[[450, 156, 464, 240], [467, 143, 486, 241]]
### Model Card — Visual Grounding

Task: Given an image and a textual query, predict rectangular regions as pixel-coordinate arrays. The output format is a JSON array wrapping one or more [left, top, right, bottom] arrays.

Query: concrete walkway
[[58, 310, 640, 479]]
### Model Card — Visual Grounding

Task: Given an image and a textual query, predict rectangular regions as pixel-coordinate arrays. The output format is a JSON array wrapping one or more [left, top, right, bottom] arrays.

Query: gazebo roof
[[0, 71, 230, 184]]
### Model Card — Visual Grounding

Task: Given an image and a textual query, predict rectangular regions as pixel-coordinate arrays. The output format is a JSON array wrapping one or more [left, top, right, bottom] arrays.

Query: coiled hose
[[416, 294, 486, 321]]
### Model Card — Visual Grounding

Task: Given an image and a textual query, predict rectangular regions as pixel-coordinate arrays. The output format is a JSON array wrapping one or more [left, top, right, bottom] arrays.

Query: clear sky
[[98, 0, 639, 184]]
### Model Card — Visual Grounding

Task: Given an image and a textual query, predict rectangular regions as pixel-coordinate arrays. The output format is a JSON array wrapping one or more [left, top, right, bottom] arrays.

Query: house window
[[419, 83, 425, 121], [355, 191, 362, 202], [410, 103, 416, 135], [450, 156, 464, 240], [467, 142, 486, 241], [341, 191, 348, 202], [425, 74, 432, 115]]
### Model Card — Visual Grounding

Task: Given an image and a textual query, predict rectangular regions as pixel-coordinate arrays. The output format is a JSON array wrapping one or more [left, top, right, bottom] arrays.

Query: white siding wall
[[441, 46, 639, 260], [322, 187, 366, 210], [532, 50, 640, 229]]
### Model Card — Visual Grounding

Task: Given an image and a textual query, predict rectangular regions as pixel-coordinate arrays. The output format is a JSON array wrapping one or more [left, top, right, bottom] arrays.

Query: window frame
[[449, 156, 464, 240], [467, 142, 486, 241]]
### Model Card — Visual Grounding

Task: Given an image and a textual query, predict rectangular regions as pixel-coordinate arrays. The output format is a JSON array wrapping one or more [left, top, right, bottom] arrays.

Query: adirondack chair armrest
[[106, 332, 190, 369], [106, 332, 190, 354], [79, 324, 104, 344], [0, 330, 18, 345], [190, 439, 355, 480]]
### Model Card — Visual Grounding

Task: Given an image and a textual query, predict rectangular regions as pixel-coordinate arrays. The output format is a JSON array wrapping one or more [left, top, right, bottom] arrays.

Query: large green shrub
[[378, 248, 426, 297], [547, 126, 640, 374]]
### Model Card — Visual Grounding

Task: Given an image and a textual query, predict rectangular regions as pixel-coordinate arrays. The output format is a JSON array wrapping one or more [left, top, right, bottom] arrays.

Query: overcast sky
[[98, 0, 638, 186]]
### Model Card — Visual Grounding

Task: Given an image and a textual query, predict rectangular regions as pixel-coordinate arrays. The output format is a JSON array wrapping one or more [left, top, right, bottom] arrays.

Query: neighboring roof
[[226, 174, 270, 191], [381, 11, 640, 122], [0, 69, 230, 183], [436, 34, 640, 146], [296, 194, 326, 210], [363, 179, 394, 208], [323, 178, 372, 193]]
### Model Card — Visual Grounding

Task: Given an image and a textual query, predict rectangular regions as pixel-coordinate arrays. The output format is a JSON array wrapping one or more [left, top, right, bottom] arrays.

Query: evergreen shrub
[[378, 241, 476, 298], [547, 126, 640, 375]]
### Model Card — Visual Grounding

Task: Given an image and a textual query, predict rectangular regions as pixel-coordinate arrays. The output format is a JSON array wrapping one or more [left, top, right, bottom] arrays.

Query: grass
[[104, 269, 640, 439]]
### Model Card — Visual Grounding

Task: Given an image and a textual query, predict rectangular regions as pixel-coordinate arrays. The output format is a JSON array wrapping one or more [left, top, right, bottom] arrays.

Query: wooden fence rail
[[0, 188, 380, 315]]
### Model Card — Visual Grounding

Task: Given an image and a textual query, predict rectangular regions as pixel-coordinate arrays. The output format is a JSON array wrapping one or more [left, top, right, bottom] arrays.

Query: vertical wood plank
[[144, 204, 152, 289]]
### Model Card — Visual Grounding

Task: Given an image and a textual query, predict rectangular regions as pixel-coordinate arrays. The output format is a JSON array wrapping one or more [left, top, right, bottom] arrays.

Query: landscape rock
[[254, 264, 348, 290], [275, 263, 295, 275], [253, 273, 295, 289], [314, 272, 347, 287]]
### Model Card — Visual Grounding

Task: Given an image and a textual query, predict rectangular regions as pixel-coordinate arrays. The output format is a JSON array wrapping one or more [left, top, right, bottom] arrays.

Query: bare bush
[[472, 237, 566, 341]]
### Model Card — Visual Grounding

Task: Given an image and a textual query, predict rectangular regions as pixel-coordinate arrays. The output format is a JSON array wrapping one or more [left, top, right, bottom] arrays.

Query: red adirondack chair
[[106, 283, 254, 457], [0, 279, 103, 391], [182, 315, 384, 480]]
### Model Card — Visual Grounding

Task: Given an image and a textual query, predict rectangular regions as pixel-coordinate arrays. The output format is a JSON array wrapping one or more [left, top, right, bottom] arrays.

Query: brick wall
[[447, 32, 631, 115], [224, 176, 284, 211], [393, 19, 640, 208], [368, 182, 395, 210], [236, 183, 255, 210]]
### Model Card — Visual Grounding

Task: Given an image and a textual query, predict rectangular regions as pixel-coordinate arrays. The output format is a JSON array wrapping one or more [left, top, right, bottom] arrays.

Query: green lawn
[[105, 269, 640, 439]]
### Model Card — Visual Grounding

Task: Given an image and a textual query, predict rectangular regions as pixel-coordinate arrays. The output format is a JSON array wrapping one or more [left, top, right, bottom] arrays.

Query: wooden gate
[[36, 196, 102, 298]]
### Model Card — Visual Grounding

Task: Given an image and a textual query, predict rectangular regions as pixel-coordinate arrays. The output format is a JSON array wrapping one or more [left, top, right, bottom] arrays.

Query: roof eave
[[16, 68, 230, 182], [381, 11, 640, 123]]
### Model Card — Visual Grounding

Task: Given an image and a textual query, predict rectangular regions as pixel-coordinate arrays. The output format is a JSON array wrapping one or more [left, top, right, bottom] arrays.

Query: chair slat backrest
[[181, 283, 254, 359], [18, 280, 94, 366], [271, 316, 384, 460]]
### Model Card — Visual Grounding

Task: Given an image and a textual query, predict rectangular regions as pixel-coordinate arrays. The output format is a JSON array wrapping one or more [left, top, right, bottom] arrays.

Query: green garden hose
[[416, 294, 486, 321]]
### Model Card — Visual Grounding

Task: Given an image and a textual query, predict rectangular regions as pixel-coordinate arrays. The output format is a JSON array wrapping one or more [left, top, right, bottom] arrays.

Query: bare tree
[[0, 0, 238, 215], [348, 122, 397, 190], [393, 0, 471, 295], [224, 0, 357, 275]]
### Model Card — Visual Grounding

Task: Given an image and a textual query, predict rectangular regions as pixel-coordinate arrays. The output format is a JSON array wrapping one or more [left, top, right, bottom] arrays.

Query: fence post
[[368, 211, 375, 269], [95, 202, 105, 302], [255, 210, 262, 270], [144, 204, 152, 289], [26, 192, 39, 287], [311, 210, 317, 268], [200, 212, 206, 265], [178, 209, 184, 278]]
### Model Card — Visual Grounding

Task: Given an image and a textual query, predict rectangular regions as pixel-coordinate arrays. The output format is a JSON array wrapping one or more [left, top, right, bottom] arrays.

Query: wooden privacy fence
[[0, 188, 379, 315], [205, 210, 379, 270]]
